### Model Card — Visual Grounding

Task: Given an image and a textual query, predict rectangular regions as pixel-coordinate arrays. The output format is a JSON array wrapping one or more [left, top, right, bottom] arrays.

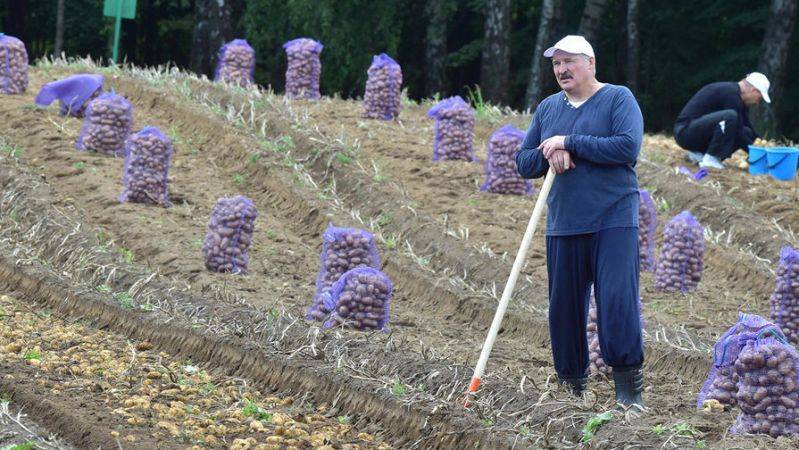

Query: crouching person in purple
[[515, 35, 645, 409]]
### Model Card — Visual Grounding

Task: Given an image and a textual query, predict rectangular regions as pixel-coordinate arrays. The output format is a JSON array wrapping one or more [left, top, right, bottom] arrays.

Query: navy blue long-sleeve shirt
[[515, 84, 643, 236], [675, 81, 757, 145]]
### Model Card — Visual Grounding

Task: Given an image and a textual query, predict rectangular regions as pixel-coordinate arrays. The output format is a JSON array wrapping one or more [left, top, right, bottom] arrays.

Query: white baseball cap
[[745, 72, 771, 103], [543, 35, 595, 58]]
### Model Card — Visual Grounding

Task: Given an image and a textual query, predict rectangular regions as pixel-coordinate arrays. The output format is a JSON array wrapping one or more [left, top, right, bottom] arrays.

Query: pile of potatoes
[[324, 267, 392, 331], [731, 338, 799, 438], [654, 211, 704, 292], [119, 126, 173, 207], [770, 247, 799, 345], [215, 39, 255, 87], [283, 38, 322, 100], [480, 125, 531, 195], [307, 225, 381, 322], [0, 34, 28, 94], [76, 93, 133, 156], [361, 53, 402, 120], [638, 190, 658, 271], [202, 196, 258, 274], [428, 96, 476, 162]]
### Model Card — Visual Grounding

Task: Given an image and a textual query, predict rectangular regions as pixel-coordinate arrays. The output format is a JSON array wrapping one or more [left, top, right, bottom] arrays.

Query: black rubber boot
[[613, 367, 644, 408], [558, 376, 587, 397]]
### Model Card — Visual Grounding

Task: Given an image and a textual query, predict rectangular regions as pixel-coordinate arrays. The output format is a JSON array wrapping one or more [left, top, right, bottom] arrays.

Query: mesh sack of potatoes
[[306, 223, 381, 322], [202, 195, 258, 274], [283, 38, 323, 100], [323, 267, 392, 331], [654, 210, 704, 293], [730, 335, 799, 438], [427, 96, 476, 162], [586, 288, 644, 376], [0, 33, 29, 94], [214, 39, 256, 87], [480, 125, 532, 195], [34, 73, 104, 117], [697, 313, 786, 410], [771, 247, 799, 346], [361, 53, 402, 120], [119, 126, 173, 207], [76, 92, 133, 156], [638, 189, 658, 271]]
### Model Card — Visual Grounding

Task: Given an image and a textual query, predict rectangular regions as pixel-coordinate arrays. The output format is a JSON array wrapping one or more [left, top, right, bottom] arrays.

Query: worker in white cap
[[674, 72, 770, 169], [516, 35, 645, 410]]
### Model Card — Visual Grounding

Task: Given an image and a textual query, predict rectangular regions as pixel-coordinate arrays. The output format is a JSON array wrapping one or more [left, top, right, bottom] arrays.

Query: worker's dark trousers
[[674, 109, 743, 161], [546, 227, 644, 379]]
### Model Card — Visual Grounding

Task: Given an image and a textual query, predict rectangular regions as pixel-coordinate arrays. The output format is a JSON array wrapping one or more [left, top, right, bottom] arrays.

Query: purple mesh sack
[[427, 96, 476, 162], [283, 38, 323, 100], [76, 92, 133, 156], [654, 211, 704, 293], [480, 125, 532, 195], [202, 196, 258, 274], [214, 39, 255, 87], [35, 74, 104, 117], [771, 247, 799, 346], [697, 313, 786, 409], [119, 126, 173, 207], [731, 335, 799, 438], [587, 288, 644, 376], [306, 223, 381, 322], [638, 190, 658, 272], [0, 33, 28, 94], [323, 267, 392, 331], [361, 53, 402, 120]]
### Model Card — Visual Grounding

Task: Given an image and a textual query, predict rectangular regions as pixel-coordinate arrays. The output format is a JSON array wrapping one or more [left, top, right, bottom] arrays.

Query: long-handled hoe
[[464, 169, 555, 406]]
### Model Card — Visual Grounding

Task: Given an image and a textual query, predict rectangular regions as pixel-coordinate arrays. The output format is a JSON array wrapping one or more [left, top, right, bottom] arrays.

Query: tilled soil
[[0, 61, 796, 447]]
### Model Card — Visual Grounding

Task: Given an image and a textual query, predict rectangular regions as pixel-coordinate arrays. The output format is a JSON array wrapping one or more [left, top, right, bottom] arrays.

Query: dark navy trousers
[[546, 226, 644, 379]]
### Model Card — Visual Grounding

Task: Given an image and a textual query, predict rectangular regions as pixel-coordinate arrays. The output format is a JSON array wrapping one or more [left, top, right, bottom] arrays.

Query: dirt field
[[0, 59, 797, 448]]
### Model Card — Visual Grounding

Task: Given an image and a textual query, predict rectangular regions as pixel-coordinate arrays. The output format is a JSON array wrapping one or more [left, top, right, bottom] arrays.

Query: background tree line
[[2, 0, 798, 139]]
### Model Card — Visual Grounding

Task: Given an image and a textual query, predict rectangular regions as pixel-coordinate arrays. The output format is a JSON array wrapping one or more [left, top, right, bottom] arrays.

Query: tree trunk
[[191, 0, 232, 77], [755, 0, 798, 137], [525, 0, 560, 110], [626, 0, 640, 93], [578, 0, 610, 43], [425, 0, 455, 96], [480, 0, 511, 105], [54, 0, 65, 57]]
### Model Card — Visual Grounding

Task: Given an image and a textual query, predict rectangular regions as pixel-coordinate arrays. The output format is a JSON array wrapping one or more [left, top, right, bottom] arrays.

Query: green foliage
[[336, 415, 350, 424], [581, 411, 613, 442], [4, 441, 38, 450], [22, 349, 41, 361], [241, 399, 272, 421], [113, 292, 134, 309], [391, 380, 406, 396]]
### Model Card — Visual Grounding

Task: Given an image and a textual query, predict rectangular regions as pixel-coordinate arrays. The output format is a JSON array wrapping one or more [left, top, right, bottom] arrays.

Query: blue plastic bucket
[[748, 146, 768, 175], [766, 146, 799, 181]]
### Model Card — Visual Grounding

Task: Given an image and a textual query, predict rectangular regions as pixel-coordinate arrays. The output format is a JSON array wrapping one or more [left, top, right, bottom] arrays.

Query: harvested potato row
[[361, 53, 402, 120], [119, 126, 173, 207], [0, 33, 28, 94], [214, 39, 255, 87], [770, 246, 799, 345], [324, 267, 392, 331], [202, 196, 258, 274], [480, 125, 532, 195], [697, 313, 786, 409], [586, 289, 643, 376], [428, 96, 476, 162], [638, 190, 657, 271], [654, 210, 704, 293], [731, 337, 799, 438], [307, 224, 381, 322], [76, 92, 133, 156], [283, 38, 322, 100]]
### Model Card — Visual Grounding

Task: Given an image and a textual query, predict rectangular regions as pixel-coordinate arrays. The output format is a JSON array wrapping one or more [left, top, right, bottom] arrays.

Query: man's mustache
[[559, 73, 573, 80]]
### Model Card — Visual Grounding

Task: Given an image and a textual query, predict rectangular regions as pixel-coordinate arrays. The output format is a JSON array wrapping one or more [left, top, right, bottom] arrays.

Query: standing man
[[673, 73, 770, 169], [515, 35, 645, 408]]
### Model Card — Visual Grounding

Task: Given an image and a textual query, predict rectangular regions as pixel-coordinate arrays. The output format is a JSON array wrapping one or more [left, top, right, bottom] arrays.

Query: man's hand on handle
[[539, 135, 575, 174]]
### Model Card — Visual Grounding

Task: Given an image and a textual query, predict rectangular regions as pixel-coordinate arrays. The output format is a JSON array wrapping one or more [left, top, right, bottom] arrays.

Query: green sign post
[[103, 0, 137, 64]]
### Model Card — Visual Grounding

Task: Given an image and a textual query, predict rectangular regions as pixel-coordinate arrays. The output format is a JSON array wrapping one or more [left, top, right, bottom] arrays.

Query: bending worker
[[673, 72, 770, 169], [515, 35, 645, 408]]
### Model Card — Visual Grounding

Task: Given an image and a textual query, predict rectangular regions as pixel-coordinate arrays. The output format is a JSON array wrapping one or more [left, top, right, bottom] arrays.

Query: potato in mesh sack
[[361, 53, 402, 120], [119, 126, 173, 207], [35, 73, 104, 117], [427, 96, 476, 162], [586, 288, 644, 376], [654, 210, 704, 293], [480, 125, 532, 195], [202, 196, 258, 274], [324, 267, 392, 331], [638, 189, 657, 272], [0, 33, 29, 94], [214, 39, 256, 87], [76, 92, 133, 156], [283, 38, 323, 100], [771, 247, 799, 346]]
